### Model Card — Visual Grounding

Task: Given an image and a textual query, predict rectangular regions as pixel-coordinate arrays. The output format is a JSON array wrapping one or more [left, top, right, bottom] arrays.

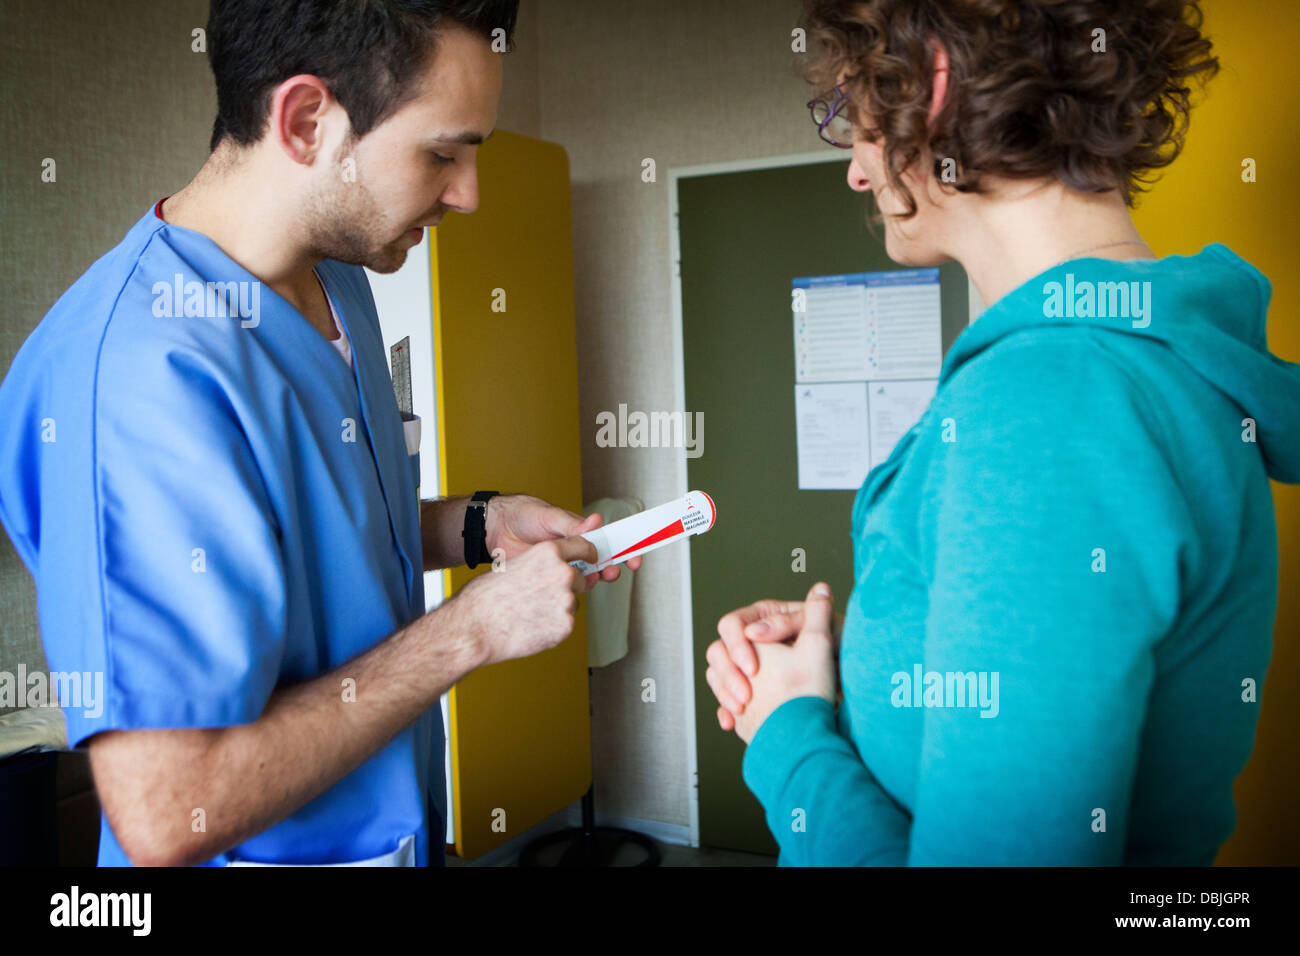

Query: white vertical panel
[[365, 231, 444, 613], [365, 231, 454, 845]]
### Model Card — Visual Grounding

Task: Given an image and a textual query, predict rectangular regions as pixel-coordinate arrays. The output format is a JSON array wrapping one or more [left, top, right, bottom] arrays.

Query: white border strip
[[364, 234, 454, 844], [667, 149, 848, 848]]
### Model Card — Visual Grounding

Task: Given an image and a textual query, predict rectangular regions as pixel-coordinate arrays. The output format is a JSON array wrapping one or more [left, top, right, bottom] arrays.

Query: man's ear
[[268, 74, 334, 165], [927, 38, 950, 127]]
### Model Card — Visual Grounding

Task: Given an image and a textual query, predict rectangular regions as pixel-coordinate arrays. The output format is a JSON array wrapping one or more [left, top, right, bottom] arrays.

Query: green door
[[679, 158, 970, 854]]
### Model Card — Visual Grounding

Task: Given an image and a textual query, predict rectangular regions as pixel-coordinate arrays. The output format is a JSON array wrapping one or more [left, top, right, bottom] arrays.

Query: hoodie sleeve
[[743, 328, 1189, 864], [742, 695, 911, 864]]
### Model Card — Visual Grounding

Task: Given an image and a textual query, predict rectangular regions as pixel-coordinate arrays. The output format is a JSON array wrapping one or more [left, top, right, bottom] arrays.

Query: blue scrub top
[[0, 203, 445, 866]]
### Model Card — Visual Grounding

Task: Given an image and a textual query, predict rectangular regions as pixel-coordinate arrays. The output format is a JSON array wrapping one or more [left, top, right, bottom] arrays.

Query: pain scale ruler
[[569, 491, 717, 574], [389, 336, 420, 505], [390, 336, 413, 418]]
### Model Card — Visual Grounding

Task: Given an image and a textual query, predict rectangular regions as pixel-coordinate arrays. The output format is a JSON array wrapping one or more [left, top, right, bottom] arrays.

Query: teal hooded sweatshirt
[[742, 244, 1300, 865]]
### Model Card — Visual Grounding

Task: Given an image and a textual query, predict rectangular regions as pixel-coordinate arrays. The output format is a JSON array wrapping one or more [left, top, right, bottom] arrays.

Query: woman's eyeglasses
[[807, 82, 856, 149]]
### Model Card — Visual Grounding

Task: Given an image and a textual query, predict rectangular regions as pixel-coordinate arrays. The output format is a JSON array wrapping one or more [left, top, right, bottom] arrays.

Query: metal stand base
[[519, 785, 662, 867]]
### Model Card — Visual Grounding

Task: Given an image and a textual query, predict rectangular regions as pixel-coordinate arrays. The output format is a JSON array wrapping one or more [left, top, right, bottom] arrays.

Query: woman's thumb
[[800, 582, 834, 638]]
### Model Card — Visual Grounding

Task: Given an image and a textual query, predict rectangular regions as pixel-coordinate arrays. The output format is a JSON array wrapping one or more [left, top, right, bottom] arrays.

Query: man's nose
[[847, 155, 871, 193], [442, 162, 480, 215]]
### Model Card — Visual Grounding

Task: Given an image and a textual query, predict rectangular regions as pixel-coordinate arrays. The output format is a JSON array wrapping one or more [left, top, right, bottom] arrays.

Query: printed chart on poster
[[792, 268, 943, 490]]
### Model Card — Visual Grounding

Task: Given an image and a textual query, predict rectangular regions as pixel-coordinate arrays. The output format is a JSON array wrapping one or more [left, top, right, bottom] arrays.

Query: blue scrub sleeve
[[75, 338, 289, 746], [743, 332, 1183, 865]]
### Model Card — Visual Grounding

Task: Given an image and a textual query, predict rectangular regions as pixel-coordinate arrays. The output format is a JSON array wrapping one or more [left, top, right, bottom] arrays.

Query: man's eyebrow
[[425, 129, 494, 146]]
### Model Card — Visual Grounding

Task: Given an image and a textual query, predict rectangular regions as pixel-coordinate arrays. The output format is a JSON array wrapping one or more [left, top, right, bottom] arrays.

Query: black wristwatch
[[462, 491, 499, 569]]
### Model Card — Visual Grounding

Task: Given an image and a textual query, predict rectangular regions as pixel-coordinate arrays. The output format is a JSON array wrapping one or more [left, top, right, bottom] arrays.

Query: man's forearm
[[420, 495, 500, 572], [90, 598, 485, 867]]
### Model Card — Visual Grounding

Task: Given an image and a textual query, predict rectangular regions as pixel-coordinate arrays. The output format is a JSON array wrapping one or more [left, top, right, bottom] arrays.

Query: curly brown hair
[[801, 0, 1220, 219]]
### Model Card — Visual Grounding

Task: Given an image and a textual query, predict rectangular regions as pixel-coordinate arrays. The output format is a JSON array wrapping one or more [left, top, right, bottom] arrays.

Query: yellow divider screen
[[430, 130, 591, 860]]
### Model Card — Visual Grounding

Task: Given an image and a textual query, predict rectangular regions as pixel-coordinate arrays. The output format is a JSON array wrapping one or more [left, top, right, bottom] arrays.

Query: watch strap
[[462, 491, 499, 569]]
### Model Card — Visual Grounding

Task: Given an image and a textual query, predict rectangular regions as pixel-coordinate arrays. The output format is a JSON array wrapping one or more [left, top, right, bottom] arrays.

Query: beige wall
[[0, 0, 216, 710], [499, 2, 541, 137]]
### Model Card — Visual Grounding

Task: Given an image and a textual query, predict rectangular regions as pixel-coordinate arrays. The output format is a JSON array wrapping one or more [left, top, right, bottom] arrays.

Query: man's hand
[[706, 588, 845, 734], [722, 583, 839, 744], [450, 534, 603, 666], [485, 494, 642, 589]]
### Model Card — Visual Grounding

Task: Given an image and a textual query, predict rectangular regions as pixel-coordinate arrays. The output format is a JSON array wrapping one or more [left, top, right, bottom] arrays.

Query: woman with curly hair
[[705, 0, 1300, 865]]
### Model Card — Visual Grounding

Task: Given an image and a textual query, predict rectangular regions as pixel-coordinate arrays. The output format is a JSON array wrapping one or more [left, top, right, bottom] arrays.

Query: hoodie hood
[[939, 243, 1300, 482]]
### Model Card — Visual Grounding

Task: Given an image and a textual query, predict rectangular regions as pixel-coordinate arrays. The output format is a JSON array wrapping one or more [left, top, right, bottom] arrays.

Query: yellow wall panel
[[430, 130, 591, 859], [1130, 0, 1299, 864]]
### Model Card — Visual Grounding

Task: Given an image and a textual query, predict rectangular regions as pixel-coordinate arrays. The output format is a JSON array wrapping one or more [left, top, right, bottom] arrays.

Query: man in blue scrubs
[[0, 0, 633, 866]]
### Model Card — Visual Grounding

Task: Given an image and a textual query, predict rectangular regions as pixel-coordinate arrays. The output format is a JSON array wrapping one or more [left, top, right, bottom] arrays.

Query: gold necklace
[[1052, 239, 1153, 270]]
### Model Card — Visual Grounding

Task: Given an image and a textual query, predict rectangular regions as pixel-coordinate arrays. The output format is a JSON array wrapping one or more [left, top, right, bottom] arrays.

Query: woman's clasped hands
[[705, 582, 845, 744]]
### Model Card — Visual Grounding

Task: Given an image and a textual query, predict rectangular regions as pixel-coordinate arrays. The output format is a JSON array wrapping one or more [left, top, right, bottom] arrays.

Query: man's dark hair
[[206, 0, 518, 151]]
